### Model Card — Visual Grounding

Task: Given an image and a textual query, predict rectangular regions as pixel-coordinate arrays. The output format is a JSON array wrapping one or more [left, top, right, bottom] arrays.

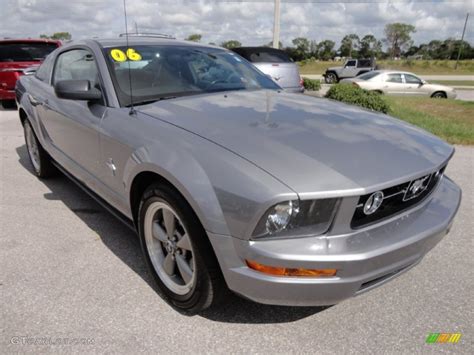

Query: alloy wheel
[[144, 201, 196, 295], [25, 122, 40, 172]]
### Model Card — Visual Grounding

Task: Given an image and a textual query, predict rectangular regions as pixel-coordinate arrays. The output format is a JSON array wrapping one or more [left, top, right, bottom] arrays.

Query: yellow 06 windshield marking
[[110, 48, 142, 62]]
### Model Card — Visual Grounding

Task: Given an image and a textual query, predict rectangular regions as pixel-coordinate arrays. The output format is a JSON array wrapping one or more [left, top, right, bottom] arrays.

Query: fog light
[[246, 260, 337, 277]]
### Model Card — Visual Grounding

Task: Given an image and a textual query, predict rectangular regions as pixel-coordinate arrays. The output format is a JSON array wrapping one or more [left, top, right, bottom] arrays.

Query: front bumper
[[447, 91, 457, 99], [208, 177, 461, 306]]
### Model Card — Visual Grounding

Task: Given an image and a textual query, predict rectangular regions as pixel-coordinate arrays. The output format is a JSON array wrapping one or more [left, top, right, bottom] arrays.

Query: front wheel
[[431, 92, 447, 99], [325, 72, 338, 84], [24, 120, 56, 178], [138, 183, 226, 313]]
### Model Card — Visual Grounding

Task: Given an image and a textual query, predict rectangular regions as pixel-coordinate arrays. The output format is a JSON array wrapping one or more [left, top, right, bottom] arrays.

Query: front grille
[[351, 166, 445, 229]]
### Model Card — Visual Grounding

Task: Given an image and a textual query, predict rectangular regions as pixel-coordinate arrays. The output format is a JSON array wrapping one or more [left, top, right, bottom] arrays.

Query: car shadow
[[15, 144, 328, 324]]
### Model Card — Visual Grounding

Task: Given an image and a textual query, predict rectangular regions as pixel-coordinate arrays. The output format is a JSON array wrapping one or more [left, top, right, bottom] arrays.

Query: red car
[[0, 39, 61, 108]]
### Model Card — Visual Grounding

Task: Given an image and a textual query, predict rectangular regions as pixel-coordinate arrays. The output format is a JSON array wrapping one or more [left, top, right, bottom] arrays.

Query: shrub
[[324, 83, 391, 113], [302, 77, 321, 91]]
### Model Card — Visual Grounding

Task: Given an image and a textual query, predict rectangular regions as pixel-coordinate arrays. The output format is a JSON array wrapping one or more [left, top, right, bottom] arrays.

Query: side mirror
[[54, 80, 102, 101], [420, 80, 426, 86]]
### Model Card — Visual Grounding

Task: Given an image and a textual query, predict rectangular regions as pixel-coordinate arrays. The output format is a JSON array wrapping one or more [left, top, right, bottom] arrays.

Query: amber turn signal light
[[246, 260, 337, 277]]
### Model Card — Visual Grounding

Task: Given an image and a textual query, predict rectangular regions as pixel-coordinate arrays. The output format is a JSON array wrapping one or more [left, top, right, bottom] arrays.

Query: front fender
[[123, 118, 296, 239]]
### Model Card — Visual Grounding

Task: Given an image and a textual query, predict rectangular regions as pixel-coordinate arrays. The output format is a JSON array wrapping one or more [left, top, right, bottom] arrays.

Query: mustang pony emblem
[[404, 175, 431, 201]]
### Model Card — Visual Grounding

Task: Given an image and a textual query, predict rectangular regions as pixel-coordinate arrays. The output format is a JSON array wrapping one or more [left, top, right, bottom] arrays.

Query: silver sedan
[[342, 70, 457, 99]]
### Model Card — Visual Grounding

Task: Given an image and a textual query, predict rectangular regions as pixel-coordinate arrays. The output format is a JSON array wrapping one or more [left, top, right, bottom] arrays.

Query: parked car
[[232, 47, 304, 92], [324, 58, 375, 84], [0, 39, 61, 108], [341, 70, 457, 98], [16, 37, 461, 313]]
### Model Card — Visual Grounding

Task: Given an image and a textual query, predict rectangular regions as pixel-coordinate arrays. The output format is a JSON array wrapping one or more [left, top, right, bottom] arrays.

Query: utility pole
[[455, 13, 469, 70], [272, 0, 281, 48], [135, 21, 139, 34]]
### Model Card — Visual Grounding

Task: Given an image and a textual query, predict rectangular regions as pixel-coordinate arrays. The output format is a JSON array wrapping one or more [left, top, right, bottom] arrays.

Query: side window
[[385, 74, 403, 83], [404, 74, 422, 84], [345, 60, 356, 67], [53, 49, 99, 86], [357, 60, 371, 68], [35, 54, 54, 82]]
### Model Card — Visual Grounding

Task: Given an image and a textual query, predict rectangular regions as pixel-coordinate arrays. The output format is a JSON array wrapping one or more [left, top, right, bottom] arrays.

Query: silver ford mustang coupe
[[16, 37, 461, 313]]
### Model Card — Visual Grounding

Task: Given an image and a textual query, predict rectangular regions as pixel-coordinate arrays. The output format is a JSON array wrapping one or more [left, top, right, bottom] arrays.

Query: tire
[[23, 120, 56, 178], [325, 72, 338, 84], [431, 91, 447, 99], [1, 100, 17, 109], [138, 183, 226, 313]]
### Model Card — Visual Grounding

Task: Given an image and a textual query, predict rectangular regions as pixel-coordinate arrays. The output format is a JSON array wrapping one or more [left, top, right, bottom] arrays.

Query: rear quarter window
[[357, 60, 372, 68], [235, 48, 292, 63]]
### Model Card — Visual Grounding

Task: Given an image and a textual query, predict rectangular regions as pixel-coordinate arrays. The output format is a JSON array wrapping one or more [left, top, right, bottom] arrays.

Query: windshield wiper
[[126, 96, 178, 107]]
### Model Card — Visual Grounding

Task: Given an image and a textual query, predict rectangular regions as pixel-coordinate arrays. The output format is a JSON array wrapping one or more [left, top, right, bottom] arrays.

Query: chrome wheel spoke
[[162, 253, 176, 276], [163, 209, 176, 239], [152, 221, 168, 242], [176, 254, 193, 284], [176, 233, 192, 251]]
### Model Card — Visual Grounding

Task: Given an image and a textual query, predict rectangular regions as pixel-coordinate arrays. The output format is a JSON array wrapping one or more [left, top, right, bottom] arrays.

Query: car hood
[[138, 90, 453, 196], [425, 83, 455, 92]]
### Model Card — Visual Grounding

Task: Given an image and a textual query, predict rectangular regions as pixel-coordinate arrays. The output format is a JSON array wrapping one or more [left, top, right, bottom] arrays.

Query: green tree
[[220, 40, 242, 49], [384, 23, 416, 58], [291, 37, 310, 60], [185, 34, 202, 42], [359, 34, 382, 58], [317, 40, 336, 61], [339, 34, 360, 58], [40, 32, 72, 41]]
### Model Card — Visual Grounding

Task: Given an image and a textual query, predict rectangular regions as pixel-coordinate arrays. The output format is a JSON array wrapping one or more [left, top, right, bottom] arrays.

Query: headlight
[[252, 199, 340, 239]]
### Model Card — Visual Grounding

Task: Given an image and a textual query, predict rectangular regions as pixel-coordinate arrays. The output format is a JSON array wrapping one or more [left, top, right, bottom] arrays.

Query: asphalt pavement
[[1, 107, 473, 354]]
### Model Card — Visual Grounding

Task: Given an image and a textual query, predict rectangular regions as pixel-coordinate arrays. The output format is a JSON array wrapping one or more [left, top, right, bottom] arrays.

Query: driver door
[[340, 60, 358, 79], [403, 73, 427, 96], [42, 48, 106, 186]]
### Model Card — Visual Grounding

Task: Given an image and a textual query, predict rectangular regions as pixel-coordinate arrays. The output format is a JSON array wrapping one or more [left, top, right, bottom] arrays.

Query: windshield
[[357, 71, 380, 81], [0, 42, 58, 62], [104, 45, 281, 106]]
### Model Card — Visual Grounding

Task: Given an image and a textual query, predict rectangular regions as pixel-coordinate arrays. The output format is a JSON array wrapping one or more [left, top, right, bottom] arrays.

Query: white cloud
[[0, 0, 472, 46]]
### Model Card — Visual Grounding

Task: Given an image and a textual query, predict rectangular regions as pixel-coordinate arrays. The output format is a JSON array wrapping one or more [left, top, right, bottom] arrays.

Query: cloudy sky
[[1, 0, 472, 47]]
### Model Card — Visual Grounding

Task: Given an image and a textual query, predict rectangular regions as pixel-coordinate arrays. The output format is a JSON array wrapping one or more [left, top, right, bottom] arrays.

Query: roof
[[91, 37, 223, 50], [367, 69, 421, 76]]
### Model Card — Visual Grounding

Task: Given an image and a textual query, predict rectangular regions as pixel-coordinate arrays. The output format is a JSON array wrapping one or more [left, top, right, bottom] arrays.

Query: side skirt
[[51, 161, 137, 233]]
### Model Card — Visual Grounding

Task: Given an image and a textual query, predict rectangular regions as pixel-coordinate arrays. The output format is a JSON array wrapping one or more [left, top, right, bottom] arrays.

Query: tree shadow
[[16, 144, 328, 324]]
